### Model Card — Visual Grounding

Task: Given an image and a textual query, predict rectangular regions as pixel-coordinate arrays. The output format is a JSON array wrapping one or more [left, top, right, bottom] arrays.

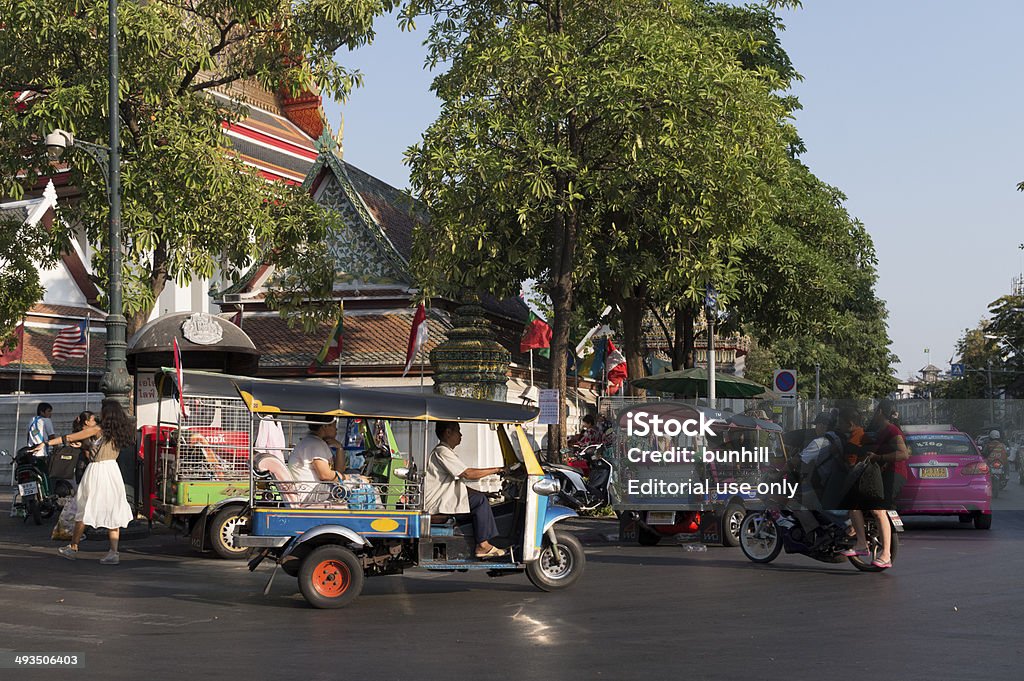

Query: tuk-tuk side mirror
[[532, 478, 560, 496], [393, 467, 410, 480]]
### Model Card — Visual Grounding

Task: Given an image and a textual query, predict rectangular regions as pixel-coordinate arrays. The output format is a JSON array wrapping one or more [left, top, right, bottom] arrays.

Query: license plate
[[920, 467, 948, 479], [887, 510, 904, 530], [646, 511, 676, 525], [18, 481, 38, 497]]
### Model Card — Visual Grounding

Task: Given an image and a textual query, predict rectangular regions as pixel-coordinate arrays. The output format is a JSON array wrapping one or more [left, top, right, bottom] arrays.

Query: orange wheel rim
[[312, 560, 350, 598]]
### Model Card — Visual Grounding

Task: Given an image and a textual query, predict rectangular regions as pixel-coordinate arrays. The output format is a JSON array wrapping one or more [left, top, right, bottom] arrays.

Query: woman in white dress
[[39, 399, 134, 565]]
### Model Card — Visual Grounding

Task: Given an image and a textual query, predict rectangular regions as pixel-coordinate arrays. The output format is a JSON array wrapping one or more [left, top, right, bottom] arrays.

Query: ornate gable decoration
[[304, 135, 410, 286]]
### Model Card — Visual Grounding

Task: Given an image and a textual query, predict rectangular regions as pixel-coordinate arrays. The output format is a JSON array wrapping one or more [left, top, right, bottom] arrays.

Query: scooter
[[739, 505, 903, 572], [13, 446, 77, 525], [542, 447, 613, 513]]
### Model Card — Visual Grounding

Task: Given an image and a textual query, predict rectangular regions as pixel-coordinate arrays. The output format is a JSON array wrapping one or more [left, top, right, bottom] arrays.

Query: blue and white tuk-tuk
[[233, 377, 585, 608]]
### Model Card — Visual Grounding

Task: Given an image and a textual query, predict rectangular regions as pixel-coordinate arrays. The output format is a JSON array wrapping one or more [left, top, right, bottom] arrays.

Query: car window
[[906, 435, 976, 456]]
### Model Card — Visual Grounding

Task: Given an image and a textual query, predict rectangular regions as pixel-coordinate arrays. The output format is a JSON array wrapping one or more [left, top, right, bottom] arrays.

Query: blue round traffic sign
[[774, 371, 796, 392]]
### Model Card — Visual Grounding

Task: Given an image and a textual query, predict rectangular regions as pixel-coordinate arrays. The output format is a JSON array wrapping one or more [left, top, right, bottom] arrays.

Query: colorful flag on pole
[[606, 339, 628, 395], [587, 338, 608, 379], [309, 302, 344, 374], [52, 320, 88, 361], [402, 303, 429, 377], [0, 322, 25, 367], [520, 311, 552, 355], [172, 337, 186, 415]]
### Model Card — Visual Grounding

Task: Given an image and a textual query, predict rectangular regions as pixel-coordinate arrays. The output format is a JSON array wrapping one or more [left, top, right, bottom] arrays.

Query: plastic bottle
[[683, 543, 707, 552]]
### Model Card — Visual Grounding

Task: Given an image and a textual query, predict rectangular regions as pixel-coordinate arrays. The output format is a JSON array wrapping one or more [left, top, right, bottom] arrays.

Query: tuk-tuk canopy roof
[[157, 368, 248, 399], [230, 375, 540, 424]]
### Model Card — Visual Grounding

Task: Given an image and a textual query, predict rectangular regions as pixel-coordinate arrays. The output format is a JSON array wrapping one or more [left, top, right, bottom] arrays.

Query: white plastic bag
[[51, 497, 78, 541]]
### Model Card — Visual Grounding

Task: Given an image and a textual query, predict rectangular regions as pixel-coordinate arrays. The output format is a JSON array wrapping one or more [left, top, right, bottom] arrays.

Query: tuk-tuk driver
[[425, 421, 508, 559]]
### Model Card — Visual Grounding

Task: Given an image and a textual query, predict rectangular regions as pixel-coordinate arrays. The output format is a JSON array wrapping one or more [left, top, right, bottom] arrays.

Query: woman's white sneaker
[[58, 545, 77, 560], [99, 551, 119, 565]]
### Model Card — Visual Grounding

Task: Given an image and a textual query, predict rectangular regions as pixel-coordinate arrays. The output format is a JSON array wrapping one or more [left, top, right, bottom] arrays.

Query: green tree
[[0, 0, 396, 336], [736, 159, 897, 399], [406, 0, 797, 447], [0, 213, 63, 342]]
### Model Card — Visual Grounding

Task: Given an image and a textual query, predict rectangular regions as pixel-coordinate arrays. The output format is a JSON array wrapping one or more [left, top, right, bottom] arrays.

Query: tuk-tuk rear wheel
[[298, 546, 364, 609], [209, 506, 250, 560], [526, 531, 585, 592]]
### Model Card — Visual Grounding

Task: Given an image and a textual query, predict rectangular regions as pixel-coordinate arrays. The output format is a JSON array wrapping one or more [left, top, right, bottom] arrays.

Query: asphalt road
[[1, 483, 1022, 681]]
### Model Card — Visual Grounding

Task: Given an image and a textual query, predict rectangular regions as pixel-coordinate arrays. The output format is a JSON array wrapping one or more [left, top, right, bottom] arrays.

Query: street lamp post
[[44, 0, 130, 408]]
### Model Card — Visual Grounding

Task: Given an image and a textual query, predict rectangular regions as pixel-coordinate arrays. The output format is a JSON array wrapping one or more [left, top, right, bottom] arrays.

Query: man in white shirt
[[424, 421, 507, 559]]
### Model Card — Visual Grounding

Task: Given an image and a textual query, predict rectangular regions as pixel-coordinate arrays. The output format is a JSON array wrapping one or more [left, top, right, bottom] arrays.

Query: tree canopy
[[1, 0, 394, 336]]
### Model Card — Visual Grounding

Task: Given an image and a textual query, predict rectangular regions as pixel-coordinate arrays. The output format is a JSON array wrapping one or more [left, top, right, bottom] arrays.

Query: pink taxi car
[[896, 425, 992, 529]]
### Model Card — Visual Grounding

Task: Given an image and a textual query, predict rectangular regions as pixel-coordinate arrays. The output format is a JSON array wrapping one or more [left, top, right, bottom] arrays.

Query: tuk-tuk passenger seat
[[253, 454, 302, 507]]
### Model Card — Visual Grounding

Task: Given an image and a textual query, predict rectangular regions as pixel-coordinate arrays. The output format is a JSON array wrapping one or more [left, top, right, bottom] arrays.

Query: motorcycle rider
[[983, 430, 1008, 463]]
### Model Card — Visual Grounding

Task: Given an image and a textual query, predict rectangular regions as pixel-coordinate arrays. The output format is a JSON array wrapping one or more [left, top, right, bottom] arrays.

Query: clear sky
[[324, 1, 1024, 381]]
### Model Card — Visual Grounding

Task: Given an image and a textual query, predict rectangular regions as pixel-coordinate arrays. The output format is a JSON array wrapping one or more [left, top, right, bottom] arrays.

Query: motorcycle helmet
[[989, 429, 1001, 440]]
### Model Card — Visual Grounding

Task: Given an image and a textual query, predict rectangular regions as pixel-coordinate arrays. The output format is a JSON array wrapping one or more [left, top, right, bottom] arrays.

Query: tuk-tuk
[[610, 401, 788, 547], [140, 369, 254, 558], [233, 377, 585, 609]]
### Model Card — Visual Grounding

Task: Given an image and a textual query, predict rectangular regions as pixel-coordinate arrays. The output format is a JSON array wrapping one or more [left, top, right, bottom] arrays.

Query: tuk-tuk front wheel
[[298, 545, 364, 609], [526, 531, 585, 592]]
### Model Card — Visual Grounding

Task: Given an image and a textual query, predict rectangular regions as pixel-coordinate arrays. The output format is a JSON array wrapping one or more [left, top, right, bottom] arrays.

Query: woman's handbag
[[852, 460, 885, 506]]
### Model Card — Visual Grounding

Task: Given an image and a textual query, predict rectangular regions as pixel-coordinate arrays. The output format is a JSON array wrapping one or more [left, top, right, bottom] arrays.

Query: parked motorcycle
[[542, 447, 613, 513], [13, 446, 77, 525], [739, 505, 903, 572]]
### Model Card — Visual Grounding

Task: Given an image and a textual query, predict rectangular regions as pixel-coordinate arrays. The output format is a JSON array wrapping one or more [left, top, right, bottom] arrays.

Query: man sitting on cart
[[424, 421, 509, 559]]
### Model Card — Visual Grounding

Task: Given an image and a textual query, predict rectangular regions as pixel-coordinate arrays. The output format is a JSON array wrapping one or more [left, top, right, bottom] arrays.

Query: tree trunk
[[621, 293, 646, 396], [547, 207, 575, 463], [125, 240, 170, 337], [673, 305, 696, 369]]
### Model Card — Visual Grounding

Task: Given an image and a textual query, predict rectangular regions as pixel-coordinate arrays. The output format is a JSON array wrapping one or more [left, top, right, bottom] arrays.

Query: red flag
[[172, 337, 185, 415], [520, 311, 552, 353], [606, 339, 628, 395], [230, 308, 243, 328], [403, 303, 429, 377], [0, 323, 25, 367]]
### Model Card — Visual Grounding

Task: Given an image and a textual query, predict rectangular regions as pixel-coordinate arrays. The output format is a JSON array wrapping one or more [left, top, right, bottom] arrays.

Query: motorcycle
[[739, 505, 903, 572], [543, 446, 613, 513], [13, 446, 77, 525], [987, 454, 1009, 498]]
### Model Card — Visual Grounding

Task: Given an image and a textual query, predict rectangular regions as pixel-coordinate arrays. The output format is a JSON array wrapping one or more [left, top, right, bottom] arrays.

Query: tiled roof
[[242, 309, 451, 370], [28, 304, 107, 321], [343, 162, 427, 262]]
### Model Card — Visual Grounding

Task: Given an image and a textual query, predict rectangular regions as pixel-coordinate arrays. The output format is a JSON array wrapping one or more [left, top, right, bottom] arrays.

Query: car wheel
[[526, 531, 585, 591], [298, 545, 364, 609], [974, 513, 992, 530], [739, 512, 782, 563], [721, 502, 746, 547]]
